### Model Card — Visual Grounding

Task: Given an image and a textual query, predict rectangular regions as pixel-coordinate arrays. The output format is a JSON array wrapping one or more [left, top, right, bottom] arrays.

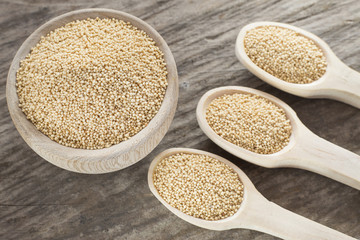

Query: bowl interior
[[6, 8, 178, 173]]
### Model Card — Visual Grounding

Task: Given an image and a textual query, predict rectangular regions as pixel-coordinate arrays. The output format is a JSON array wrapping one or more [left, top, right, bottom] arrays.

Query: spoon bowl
[[236, 22, 360, 109], [6, 8, 178, 173], [197, 86, 360, 190], [148, 148, 355, 239]]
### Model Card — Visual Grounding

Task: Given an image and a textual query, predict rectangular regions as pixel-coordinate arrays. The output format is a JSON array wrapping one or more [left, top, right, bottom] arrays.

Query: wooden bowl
[[6, 8, 178, 174]]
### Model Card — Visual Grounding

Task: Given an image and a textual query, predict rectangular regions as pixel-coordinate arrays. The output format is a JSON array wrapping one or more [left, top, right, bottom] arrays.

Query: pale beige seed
[[244, 26, 327, 84], [206, 93, 292, 154], [16, 18, 167, 149], [153, 153, 244, 221]]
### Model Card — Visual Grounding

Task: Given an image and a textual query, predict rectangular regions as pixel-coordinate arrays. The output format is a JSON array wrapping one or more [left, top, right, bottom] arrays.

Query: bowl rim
[[6, 8, 179, 174]]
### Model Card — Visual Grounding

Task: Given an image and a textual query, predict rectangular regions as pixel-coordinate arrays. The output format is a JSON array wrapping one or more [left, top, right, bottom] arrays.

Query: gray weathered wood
[[0, 0, 359, 239]]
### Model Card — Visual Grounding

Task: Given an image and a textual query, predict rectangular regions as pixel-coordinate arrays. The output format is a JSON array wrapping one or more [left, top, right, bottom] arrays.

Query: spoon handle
[[282, 128, 360, 190], [323, 60, 360, 109], [241, 196, 356, 240]]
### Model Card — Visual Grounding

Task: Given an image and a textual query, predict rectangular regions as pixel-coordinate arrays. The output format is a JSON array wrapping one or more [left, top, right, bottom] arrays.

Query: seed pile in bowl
[[16, 17, 168, 149], [244, 25, 327, 84], [206, 93, 292, 154], [153, 153, 244, 221]]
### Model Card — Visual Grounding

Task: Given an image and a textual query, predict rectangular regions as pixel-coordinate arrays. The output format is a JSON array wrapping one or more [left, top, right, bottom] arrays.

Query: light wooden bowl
[[6, 8, 178, 174]]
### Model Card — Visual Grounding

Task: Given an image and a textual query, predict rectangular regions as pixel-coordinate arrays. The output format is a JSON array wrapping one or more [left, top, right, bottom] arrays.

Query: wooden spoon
[[148, 148, 355, 240], [235, 21, 360, 109], [196, 86, 360, 190]]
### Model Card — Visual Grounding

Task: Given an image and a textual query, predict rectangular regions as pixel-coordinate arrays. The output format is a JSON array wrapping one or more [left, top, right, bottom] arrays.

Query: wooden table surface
[[1, 0, 359, 239]]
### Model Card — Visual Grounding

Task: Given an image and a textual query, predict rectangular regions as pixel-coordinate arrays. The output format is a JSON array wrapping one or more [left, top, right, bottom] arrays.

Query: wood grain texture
[[0, 0, 359, 239]]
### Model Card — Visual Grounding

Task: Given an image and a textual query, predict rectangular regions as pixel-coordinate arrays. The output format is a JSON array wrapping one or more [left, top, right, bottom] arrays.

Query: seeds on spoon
[[206, 93, 292, 154], [244, 25, 327, 84], [153, 153, 244, 221], [16, 17, 168, 149]]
